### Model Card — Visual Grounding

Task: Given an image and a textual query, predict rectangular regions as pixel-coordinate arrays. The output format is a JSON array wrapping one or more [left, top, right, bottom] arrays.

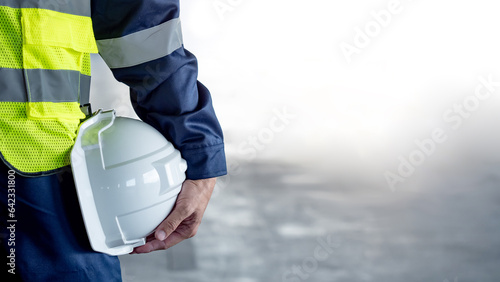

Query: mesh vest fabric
[[0, 4, 98, 175]]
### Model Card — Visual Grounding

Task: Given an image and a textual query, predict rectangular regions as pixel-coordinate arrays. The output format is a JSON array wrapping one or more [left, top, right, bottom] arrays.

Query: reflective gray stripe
[[97, 18, 183, 69], [79, 74, 91, 105], [0, 68, 89, 103], [25, 69, 80, 102], [0, 68, 27, 102], [0, 0, 90, 17]]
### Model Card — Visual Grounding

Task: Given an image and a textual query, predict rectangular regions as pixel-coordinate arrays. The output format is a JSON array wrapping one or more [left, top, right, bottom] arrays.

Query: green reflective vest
[[0, 2, 98, 175]]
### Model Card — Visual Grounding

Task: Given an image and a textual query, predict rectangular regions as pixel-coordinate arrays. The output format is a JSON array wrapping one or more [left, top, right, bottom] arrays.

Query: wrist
[[187, 177, 216, 185]]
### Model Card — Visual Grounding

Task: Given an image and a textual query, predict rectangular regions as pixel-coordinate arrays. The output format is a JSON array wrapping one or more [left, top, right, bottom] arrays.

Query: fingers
[[132, 238, 166, 254], [130, 178, 216, 254], [154, 178, 215, 242], [162, 231, 188, 249], [132, 228, 197, 254], [155, 202, 192, 241], [131, 202, 195, 254]]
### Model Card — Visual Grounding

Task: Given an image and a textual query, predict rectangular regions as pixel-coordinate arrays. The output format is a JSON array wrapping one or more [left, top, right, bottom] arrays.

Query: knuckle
[[176, 201, 193, 216], [180, 208, 192, 218], [164, 220, 178, 232]]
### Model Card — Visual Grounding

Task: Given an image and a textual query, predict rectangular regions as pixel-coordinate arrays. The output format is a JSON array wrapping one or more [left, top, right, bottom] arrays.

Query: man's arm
[[91, 0, 226, 180], [91, 0, 226, 251]]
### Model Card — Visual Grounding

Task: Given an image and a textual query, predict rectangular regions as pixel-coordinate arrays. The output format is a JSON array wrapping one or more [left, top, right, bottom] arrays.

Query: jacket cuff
[[181, 143, 227, 180]]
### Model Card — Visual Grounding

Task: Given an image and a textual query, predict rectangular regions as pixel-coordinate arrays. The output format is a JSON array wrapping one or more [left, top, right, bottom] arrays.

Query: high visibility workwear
[[71, 110, 187, 255], [0, 1, 98, 175], [1, 0, 226, 279], [1, 0, 227, 279], [1, 0, 227, 180]]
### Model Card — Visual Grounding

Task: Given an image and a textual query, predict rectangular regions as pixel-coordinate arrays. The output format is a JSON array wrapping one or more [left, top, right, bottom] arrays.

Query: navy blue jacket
[[91, 0, 226, 180]]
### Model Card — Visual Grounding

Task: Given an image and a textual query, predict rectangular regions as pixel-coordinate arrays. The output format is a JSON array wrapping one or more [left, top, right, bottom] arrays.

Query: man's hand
[[131, 178, 216, 254]]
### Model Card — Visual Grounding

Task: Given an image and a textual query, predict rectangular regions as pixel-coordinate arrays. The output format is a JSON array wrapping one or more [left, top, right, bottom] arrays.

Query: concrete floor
[[119, 159, 500, 282]]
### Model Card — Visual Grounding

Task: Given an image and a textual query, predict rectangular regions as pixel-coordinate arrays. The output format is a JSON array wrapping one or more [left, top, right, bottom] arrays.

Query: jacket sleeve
[[91, 0, 226, 180]]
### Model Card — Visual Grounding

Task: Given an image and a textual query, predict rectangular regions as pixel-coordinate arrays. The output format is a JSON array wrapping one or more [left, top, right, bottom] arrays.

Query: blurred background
[[90, 0, 500, 281]]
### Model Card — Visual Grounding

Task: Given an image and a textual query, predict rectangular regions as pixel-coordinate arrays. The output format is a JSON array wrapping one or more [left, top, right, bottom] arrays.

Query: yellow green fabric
[[0, 5, 98, 174], [26, 102, 85, 121], [0, 6, 22, 69], [22, 8, 97, 75], [0, 6, 96, 75], [21, 8, 98, 53], [0, 102, 81, 173]]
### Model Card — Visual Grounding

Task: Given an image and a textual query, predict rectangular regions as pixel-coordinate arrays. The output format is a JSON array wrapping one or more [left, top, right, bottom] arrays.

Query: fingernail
[[157, 230, 166, 241]]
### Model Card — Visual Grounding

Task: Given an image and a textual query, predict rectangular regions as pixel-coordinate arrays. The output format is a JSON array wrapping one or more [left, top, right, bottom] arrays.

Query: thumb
[[155, 206, 189, 241]]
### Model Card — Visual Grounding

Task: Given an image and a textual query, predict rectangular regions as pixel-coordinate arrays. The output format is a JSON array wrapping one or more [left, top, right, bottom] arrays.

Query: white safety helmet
[[71, 110, 187, 256]]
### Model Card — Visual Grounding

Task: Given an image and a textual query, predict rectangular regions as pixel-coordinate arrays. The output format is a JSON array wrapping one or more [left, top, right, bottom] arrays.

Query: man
[[0, 0, 226, 280]]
